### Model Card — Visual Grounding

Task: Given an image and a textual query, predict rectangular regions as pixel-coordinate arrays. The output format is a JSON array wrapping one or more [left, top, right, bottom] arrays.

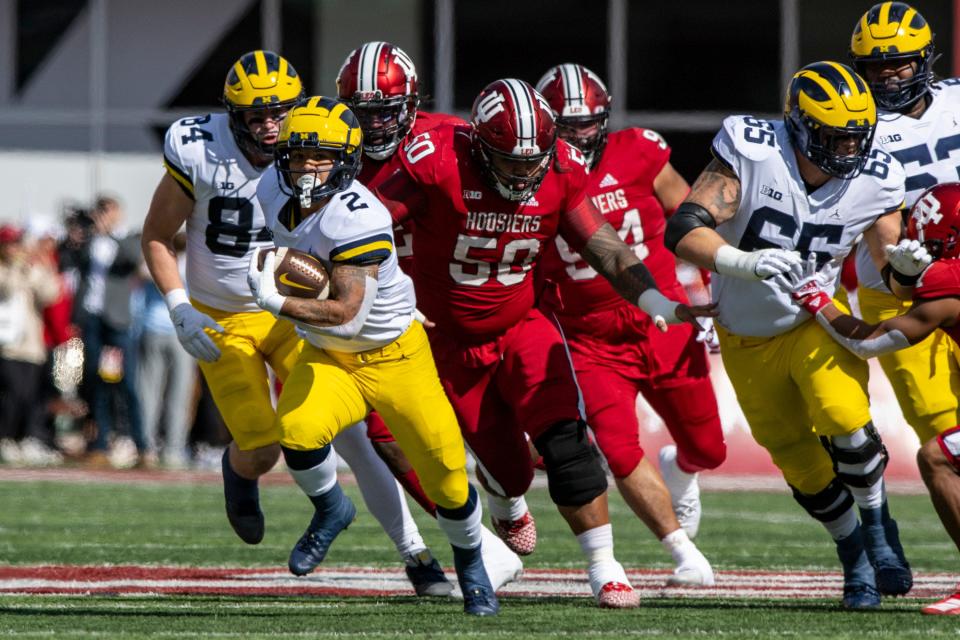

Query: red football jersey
[[358, 111, 466, 272], [378, 123, 597, 338], [913, 258, 960, 346], [539, 128, 678, 315]]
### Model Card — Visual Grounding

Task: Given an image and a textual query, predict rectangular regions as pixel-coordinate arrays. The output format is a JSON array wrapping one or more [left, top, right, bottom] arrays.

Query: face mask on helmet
[[556, 113, 608, 169], [351, 96, 416, 160], [476, 139, 553, 202], [277, 147, 362, 208], [786, 109, 875, 179], [229, 104, 297, 158], [854, 50, 934, 112]]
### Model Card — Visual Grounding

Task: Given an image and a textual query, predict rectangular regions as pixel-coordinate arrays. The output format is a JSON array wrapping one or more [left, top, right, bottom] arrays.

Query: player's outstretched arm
[[862, 208, 925, 300], [665, 159, 802, 280], [563, 199, 716, 332], [249, 249, 378, 339], [780, 256, 957, 359]]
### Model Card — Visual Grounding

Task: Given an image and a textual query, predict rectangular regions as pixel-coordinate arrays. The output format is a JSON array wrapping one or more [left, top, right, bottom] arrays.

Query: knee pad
[[937, 426, 960, 473], [825, 423, 889, 488], [533, 420, 608, 507], [790, 477, 855, 523]]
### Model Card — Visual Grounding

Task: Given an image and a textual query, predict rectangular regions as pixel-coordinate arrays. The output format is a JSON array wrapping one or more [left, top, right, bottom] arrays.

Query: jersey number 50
[[450, 235, 541, 286]]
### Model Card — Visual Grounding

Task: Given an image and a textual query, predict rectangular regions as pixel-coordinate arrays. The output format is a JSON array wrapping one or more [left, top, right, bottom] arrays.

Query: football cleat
[[667, 543, 716, 587], [479, 524, 524, 591], [452, 544, 500, 616], [658, 445, 702, 540], [922, 589, 960, 615], [861, 507, 913, 596], [491, 512, 537, 556], [404, 549, 454, 597], [597, 581, 641, 609], [221, 449, 265, 545], [835, 525, 881, 610], [288, 488, 357, 576]]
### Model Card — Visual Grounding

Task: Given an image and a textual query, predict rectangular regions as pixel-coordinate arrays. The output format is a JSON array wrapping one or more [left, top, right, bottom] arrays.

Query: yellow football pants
[[718, 316, 872, 494], [192, 300, 302, 451], [277, 321, 469, 509], [858, 286, 960, 444]]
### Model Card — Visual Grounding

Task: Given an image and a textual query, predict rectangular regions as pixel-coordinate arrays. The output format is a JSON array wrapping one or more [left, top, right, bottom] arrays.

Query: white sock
[[577, 523, 615, 565], [660, 528, 695, 563], [333, 421, 426, 558], [487, 493, 528, 522], [822, 505, 859, 541], [288, 449, 339, 496], [437, 491, 483, 549]]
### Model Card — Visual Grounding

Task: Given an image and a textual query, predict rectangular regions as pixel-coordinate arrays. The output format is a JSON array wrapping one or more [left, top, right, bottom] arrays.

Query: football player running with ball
[[535, 64, 722, 583], [666, 61, 912, 609], [778, 181, 960, 615], [336, 41, 524, 587], [251, 97, 498, 616], [373, 78, 714, 608], [141, 51, 454, 598]]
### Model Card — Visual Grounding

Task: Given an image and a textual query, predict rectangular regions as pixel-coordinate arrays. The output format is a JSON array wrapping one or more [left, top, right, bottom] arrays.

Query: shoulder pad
[[722, 115, 779, 162], [916, 259, 960, 300]]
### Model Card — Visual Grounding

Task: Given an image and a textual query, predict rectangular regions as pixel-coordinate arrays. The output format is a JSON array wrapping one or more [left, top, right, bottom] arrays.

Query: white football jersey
[[711, 115, 905, 337], [856, 80, 960, 291], [258, 175, 416, 353], [163, 113, 273, 312]]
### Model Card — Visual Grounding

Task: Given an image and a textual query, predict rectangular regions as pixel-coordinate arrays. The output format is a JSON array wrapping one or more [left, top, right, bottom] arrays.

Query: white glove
[[885, 239, 932, 279], [714, 245, 803, 280], [773, 253, 835, 316], [695, 316, 721, 353], [166, 290, 224, 362], [247, 248, 287, 316]]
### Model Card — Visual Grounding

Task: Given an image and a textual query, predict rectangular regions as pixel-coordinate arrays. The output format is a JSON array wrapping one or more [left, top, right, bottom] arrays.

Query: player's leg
[[640, 319, 725, 539], [792, 320, 912, 597], [507, 311, 638, 608], [570, 344, 713, 586], [193, 303, 282, 545], [275, 343, 367, 576], [428, 328, 538, 556], [365, 410, 437, 514], [356, 322, 497, 615], [332, 419, 452, 597], [718, 326, 880, 609], [918, 429, 960, 613]]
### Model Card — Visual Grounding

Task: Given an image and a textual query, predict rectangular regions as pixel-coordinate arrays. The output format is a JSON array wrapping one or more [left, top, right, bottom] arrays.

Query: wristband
[[164, 288, 190, 312]]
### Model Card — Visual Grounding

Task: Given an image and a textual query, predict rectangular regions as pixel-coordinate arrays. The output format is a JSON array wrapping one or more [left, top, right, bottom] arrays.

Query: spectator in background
[[135, 233, 194, 468], [78, 196, 150, 467], [0, 225, 61, 464]]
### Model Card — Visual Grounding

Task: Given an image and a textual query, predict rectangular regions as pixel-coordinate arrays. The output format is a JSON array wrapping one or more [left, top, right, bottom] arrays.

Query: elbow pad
[[815, 312, 910, 359], [665, 203, 716, 254], [305, 276, 378, 339]]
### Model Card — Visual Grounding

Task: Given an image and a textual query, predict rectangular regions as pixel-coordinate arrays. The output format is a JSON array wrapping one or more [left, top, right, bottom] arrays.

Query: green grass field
[[1, 473, 958, 639]]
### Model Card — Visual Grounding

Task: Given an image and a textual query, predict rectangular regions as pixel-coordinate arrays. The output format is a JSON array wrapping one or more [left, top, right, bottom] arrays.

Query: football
[[259, 247, 330, 300]]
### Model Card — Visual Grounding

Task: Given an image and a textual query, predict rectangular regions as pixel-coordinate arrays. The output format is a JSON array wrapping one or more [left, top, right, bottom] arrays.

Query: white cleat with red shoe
[[589, 560, 640, 609], [491, 512, 537, 556]]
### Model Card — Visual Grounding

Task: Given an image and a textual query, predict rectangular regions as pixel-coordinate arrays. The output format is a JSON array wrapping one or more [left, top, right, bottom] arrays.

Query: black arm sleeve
[[664, 202, 717, 255]]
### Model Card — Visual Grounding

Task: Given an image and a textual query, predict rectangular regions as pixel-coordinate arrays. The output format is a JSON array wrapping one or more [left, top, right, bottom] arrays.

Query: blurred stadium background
[[0, 0, 957, 225]]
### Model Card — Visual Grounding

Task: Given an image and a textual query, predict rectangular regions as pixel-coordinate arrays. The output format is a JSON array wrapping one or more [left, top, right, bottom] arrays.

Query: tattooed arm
[[559, 197, 717, 330], [666, 158, 802, 280], [279, 263, 379, 339]]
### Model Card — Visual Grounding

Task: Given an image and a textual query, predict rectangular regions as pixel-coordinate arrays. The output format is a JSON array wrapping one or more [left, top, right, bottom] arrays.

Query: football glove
[[695, 316, 721, 353], [776, 252, 833, 315], [885, 239, 932, 283], [169, 301, 224, 362], [247, 248, 287, 316]]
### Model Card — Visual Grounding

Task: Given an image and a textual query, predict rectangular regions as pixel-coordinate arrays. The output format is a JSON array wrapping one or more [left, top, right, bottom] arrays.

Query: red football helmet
[[337, 41, 419, 160], [471, 78, 556, 202], [909, 183, 960, 260], [536, 64, 610, 168]]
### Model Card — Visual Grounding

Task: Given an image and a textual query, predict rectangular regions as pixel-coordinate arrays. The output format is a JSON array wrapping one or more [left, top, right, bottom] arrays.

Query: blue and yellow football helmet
[[223, 50, 305, 156], [784, 61, 877, 180], [275, 96, 363, 207], [850, 2, 935, 112]]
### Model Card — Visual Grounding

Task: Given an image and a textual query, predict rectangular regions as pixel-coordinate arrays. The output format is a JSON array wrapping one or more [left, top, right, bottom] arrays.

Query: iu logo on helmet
[[916, 192, 943, 227], [476, 92, 506, 123]]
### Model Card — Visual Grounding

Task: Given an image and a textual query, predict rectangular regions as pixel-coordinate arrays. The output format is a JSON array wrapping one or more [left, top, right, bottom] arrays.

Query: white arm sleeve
[[301, 276, 378, 339], [815, 311, 911, 359]]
